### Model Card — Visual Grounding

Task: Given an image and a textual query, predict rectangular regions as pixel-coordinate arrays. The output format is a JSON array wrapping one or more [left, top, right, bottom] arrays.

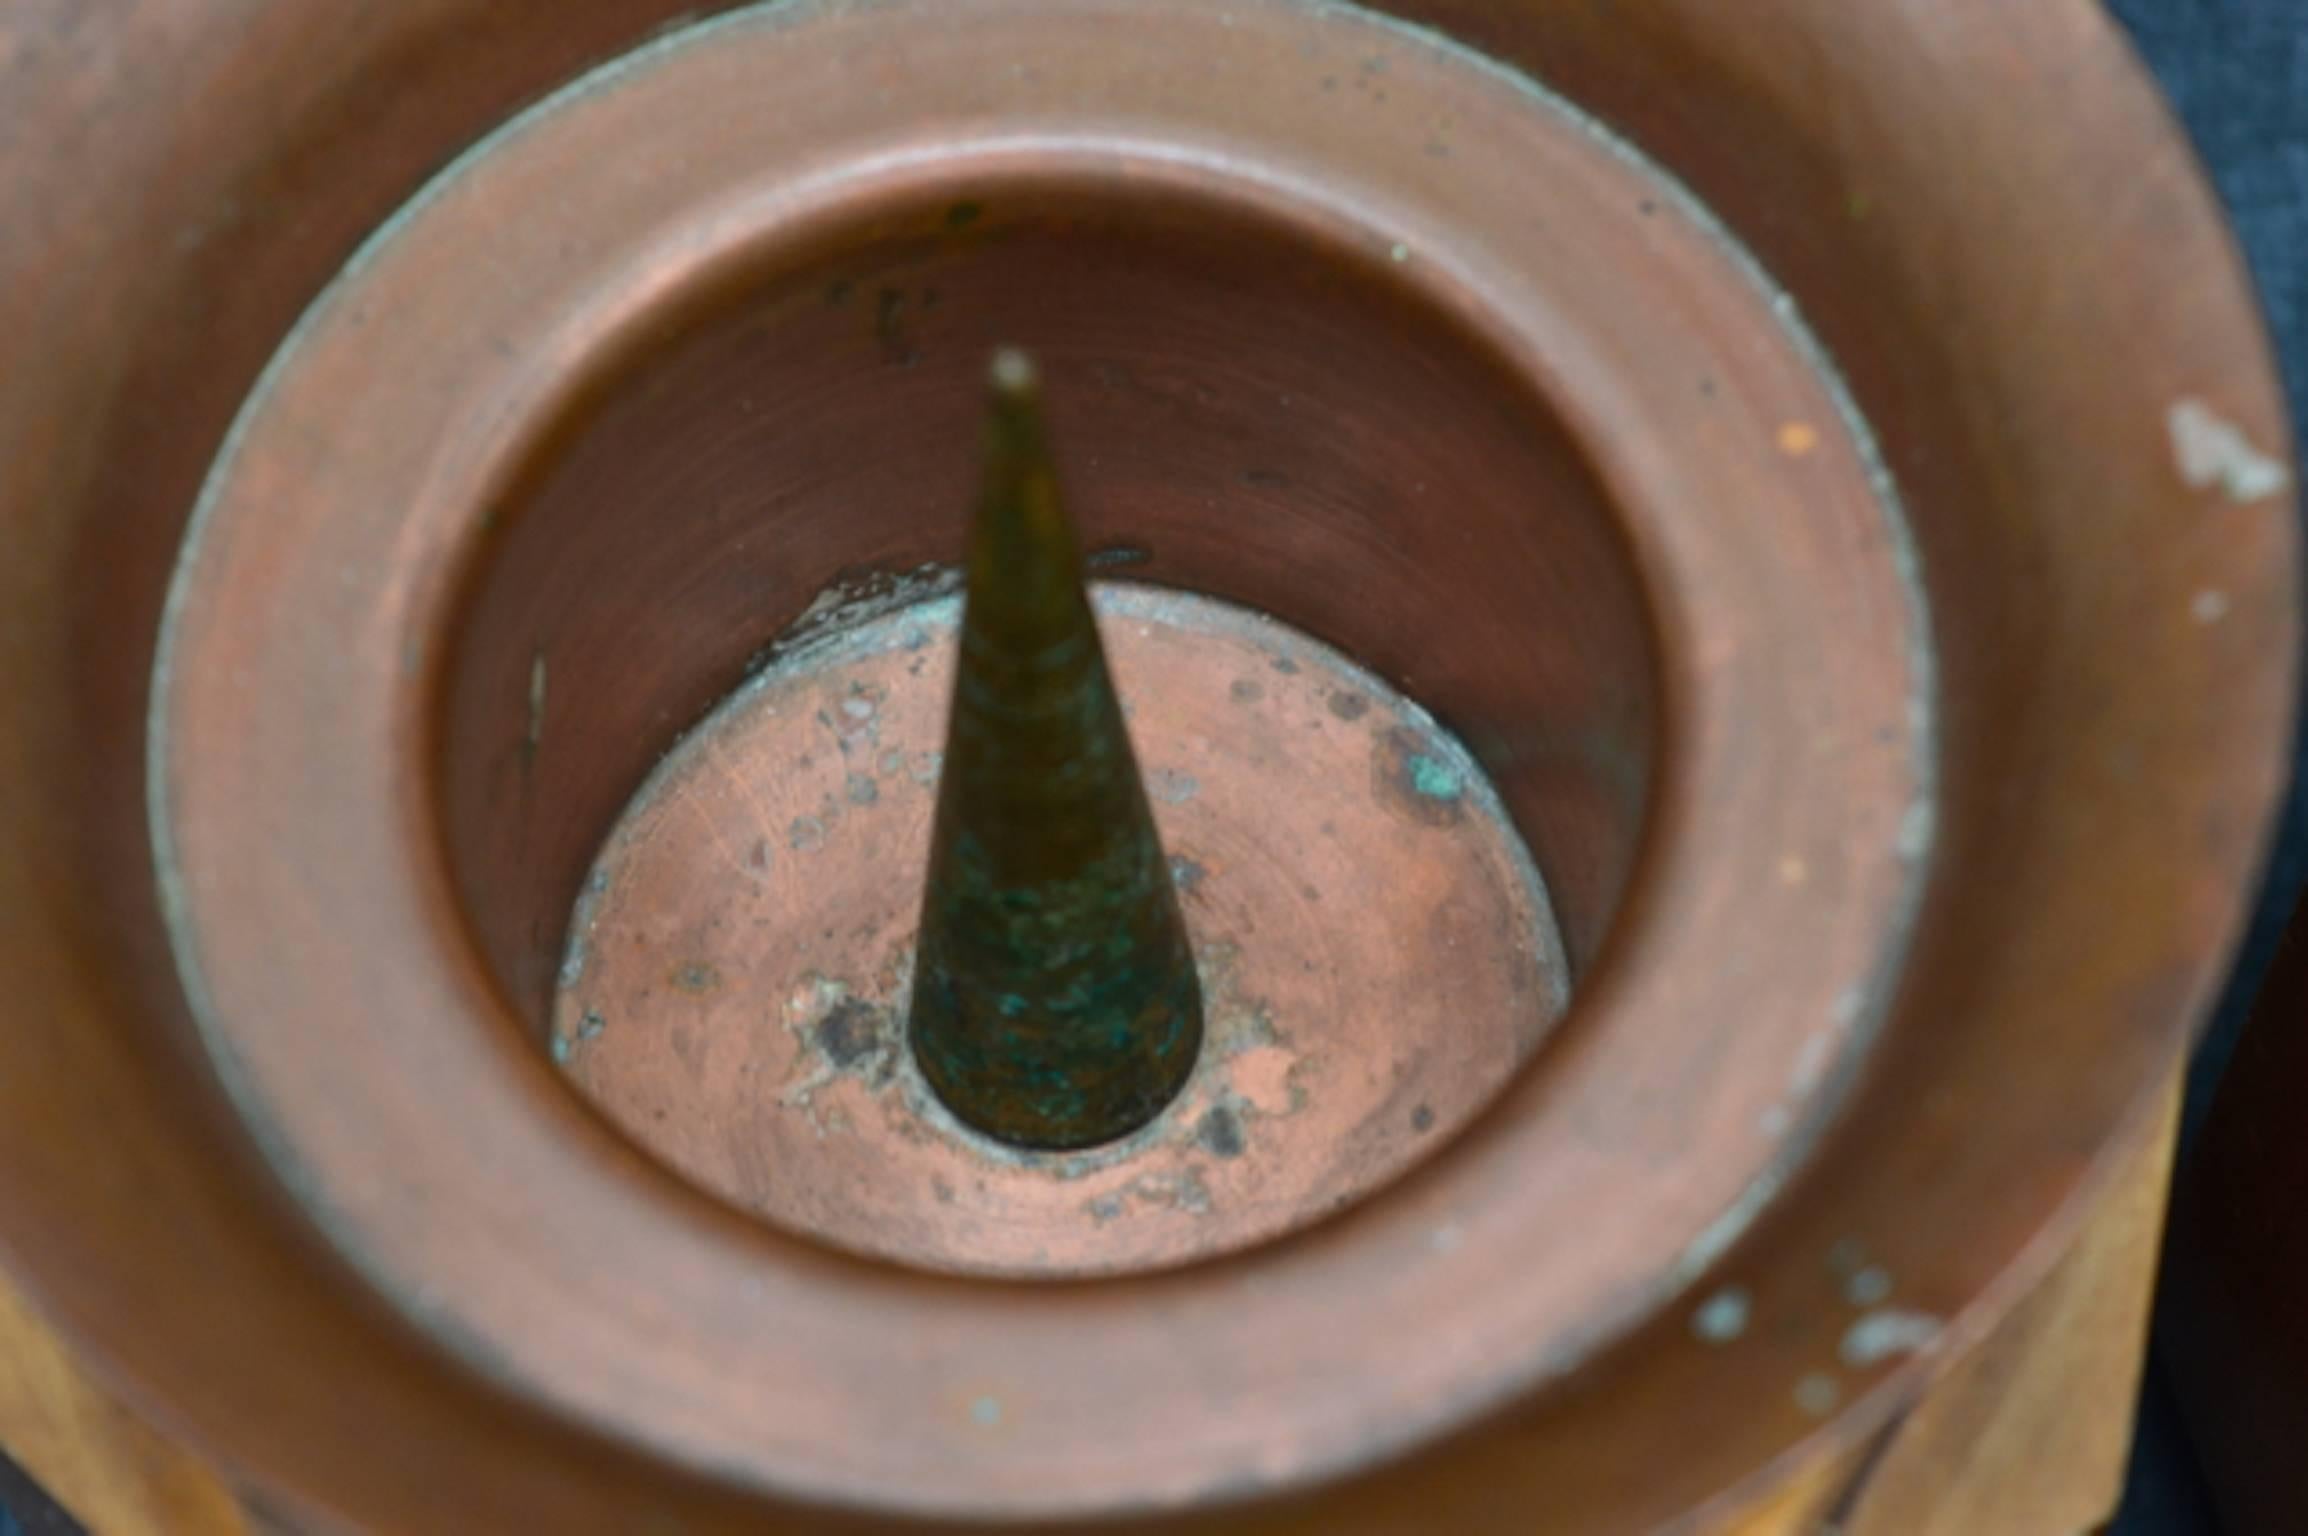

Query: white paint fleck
[[1123, 1169, 1212, 1217], [2169, 398, 2293, 505], [1795, 1373, 1841, 1417], [1429, 1221, 1465, 1255], [1840, 1307, 1943, 1368], [969, 1395, 1003, 1428], [1845, 1266, 1894, 1308], [2192, 589, 2233, 626], [1896, 800, 1934, 862], [1389, 242, 1411, 263], [1692, 1286, 1753, 1344], [841, 696, 876, 721], [1791, 1030, 1834, 1095]]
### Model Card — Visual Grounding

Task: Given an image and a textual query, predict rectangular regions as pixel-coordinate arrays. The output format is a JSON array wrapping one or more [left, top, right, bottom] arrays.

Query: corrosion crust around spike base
[[554, 585, 1569, 1279]]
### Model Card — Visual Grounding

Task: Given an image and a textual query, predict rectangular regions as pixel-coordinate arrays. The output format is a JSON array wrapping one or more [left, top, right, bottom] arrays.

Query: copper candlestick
[[0, 1, 2297, 1531]]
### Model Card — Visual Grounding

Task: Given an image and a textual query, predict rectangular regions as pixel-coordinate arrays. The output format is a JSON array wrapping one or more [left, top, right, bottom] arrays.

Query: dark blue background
[[2108, 5, 2306, 1530]]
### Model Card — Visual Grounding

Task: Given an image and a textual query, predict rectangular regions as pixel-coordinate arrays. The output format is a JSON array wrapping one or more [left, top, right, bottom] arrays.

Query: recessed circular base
[[556, 584, 1567, 1278]]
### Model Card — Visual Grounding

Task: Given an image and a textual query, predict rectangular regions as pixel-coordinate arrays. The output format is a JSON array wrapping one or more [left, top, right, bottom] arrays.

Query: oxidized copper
[[0, 0, 2295, 1531]]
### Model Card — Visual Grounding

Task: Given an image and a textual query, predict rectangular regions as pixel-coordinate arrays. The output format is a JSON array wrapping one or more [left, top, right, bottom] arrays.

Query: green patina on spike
[[907, 349, 1204, 1151]]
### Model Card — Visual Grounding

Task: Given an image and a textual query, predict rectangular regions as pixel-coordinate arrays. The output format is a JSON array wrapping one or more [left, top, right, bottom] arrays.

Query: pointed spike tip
[[966, 346, 1082, 647], [989, 346, 1038, 398], [907, 350, 1205, 1152]]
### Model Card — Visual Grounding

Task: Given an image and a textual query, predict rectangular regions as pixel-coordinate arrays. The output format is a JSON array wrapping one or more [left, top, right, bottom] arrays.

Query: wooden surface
[[0, 1279, 248, 1536], [1720, 1074, 2183, 1536], [0, 1077, 2179, 1535], [1836, 1075, 2178, 1535]]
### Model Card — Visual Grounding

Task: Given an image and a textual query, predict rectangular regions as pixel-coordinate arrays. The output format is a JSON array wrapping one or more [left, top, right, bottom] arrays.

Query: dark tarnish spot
[[1242, 467, 1292, 489], [945, 200, 985, 230], [875, 286, 918, 366], [748, 838, 772, 872], [672, 961, 723, 996], [1412, 1104, 1437, 1134], [816, 999, 884, 1070], [1197, 1106, 1247, 1159], [1230, 678, 1265, 705], [1375, 727, 1470, 828], [1328, 690, 1371, 722]]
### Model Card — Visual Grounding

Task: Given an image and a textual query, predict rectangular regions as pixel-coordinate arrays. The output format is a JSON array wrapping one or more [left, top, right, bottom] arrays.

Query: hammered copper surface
[[0, 0, 2294, 1530]]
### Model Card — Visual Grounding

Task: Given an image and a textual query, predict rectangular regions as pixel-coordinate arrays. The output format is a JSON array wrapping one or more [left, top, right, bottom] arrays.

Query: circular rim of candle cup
[[154, 3, 1938, 1513]]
